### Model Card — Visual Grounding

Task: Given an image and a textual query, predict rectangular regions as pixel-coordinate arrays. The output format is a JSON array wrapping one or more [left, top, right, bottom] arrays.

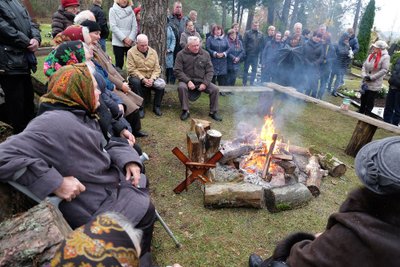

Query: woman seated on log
[[249, 136, 400, 267], [0, 63, 155, 266]]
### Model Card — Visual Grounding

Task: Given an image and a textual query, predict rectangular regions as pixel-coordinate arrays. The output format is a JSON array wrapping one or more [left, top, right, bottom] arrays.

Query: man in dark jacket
[[0, 0, 41, 134], [51, 0, 80, 37], [243, 21, 264, 86], [90, 0, 109, 52], [384, 58, 400, 125], [174, 36, 222, 121], [303, 31, 324, 98]]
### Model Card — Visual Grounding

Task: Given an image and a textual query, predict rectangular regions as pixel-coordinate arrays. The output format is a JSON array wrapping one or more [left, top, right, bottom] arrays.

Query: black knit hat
[[81, 20, 101, 33]]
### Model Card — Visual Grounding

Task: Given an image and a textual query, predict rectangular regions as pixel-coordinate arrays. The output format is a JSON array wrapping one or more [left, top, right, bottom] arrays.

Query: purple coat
[[0, 110, 150, 229]]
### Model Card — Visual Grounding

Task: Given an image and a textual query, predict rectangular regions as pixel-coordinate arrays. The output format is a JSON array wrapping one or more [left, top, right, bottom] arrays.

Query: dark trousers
[[125, 110, 142, 133], [113, 46, 130, 69], [304, 66, 320, 98], [166, 68, 175, 84], [319, 64, 332, 98], [383, 88, 400, 125], [128, 77, 164, 109], [359, 90, 378, 116], [243, 55, 259, 86], [212, 75, 227, 86], [0, 74, 35, 133], [137, 201, 156, 256], [226, 69, 238, 86]]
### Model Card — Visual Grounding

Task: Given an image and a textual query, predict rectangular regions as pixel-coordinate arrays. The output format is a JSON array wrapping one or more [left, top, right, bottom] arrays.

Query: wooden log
[[204, 182, 264, 209], [276, 143, 310, 155], [345, 120, 377, 157], [0, 200, 72, 267], [220, 144, 255, 164], [0, 183, 36, 223], [306, 156, 324, 197], [204, 129, 222, 161], [272, 153, 293, 161], [0, 121, 13, 144], [264, 183, 313, 213], [317, 154, 347, 177], [187, 132, 203, 162], [275, 160, 296, 174], [190, 118, 211, 132]]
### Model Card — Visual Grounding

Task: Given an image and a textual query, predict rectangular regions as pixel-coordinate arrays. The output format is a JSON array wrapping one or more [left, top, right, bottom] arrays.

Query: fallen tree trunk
[[0, 200, 72, 267], [264, 183, 313, 213], [318, 154, 347, 177], [204, 183, 264, 209]]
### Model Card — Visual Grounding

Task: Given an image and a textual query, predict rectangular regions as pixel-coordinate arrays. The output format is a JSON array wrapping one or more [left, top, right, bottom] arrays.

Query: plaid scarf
[[40, 63, 97, 116]]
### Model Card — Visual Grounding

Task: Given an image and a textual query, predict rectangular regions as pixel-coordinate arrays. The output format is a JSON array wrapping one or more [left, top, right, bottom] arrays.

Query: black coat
[[51, 6, 75, 37], [90, 4, 109, 39], [389, 58, 400, 89], [243, 29, 264, 56], [0, 0, 41, 74], [302, 38, 324, 67]]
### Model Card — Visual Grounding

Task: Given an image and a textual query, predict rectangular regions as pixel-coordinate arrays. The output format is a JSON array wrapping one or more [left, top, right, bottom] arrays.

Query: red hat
[[61, 0, 80, 8], [53, 25, 90, 45], [133, 7, 141, 15]]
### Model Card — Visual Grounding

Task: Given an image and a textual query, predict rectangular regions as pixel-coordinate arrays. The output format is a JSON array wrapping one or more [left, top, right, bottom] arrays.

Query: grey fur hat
[[355, 136, 400, 195]]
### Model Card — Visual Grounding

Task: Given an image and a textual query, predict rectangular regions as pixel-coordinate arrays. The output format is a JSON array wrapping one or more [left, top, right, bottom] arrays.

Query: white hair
[[187, 36, 200, 45], [136, 34, 148, 43], [74, 10, 96, 25]]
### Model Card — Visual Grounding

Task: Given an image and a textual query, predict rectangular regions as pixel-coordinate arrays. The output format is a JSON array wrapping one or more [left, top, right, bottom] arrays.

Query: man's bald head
[[136, 34, 149, 53]]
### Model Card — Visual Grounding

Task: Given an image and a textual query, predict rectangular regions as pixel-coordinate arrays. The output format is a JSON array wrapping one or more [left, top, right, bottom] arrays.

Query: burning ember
[[240, 115, 287, 178]]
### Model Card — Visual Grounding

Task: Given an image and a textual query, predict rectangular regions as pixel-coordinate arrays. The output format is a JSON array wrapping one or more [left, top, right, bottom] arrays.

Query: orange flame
[[241, 114, 282, 174]]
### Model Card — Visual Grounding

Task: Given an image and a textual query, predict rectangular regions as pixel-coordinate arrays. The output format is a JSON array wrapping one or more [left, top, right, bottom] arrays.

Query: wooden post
[[187, 132, 203, 162], [204, 129, 222, 162], [345, 120, 377, 157]]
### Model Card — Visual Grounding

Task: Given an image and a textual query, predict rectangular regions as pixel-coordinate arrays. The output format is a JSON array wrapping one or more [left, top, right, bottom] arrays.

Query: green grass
[[32, 24, 397, 266]]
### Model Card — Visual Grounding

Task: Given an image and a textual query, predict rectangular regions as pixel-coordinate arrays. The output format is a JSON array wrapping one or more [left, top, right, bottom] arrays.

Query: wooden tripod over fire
[[172, 147, 223, 193]]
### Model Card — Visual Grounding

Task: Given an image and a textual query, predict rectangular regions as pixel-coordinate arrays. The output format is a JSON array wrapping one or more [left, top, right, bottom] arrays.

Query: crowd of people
[[0, 0, 399, 266]]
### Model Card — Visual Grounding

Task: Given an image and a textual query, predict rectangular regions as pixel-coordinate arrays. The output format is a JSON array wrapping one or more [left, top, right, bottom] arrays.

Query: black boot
[[249, 253, 263, 267], [152, 89, 164, 116]]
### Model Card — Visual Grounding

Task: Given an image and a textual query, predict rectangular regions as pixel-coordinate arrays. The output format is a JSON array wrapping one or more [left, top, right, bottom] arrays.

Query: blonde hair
[[114, 0, 132, 5]]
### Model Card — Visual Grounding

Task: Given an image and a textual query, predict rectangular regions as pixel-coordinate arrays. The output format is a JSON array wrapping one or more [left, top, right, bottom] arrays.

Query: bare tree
[[352, 0, 362, 33]]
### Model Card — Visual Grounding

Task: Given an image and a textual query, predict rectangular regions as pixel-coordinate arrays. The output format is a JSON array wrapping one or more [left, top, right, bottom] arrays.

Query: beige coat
[[127, 46, 161, 80], [93, 44, 143, 115], [362, 49, 390, 91]]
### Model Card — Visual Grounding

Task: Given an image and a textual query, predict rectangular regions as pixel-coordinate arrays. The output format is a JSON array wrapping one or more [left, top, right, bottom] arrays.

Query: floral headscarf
[[44, 40, 86, 77], [40, 63, 98, 115]]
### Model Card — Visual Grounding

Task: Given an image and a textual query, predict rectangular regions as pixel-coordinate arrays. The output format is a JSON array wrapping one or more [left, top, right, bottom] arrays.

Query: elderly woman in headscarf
[[43, 40, 138, 148], [0, 63, 155, 266], [249, 136, 400, 267], [359, 40, 390, 116]]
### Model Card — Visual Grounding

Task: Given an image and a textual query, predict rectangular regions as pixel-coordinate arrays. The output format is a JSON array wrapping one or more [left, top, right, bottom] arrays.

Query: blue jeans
[[383, 88, 400, 125]]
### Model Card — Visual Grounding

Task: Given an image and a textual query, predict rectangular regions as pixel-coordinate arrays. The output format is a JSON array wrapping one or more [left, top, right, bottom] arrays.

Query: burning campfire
[[176, 117, 347, 212]]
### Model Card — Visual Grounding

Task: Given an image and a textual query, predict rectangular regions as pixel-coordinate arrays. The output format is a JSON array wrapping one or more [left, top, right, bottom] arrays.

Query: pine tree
[[355, 0, 375, 62]]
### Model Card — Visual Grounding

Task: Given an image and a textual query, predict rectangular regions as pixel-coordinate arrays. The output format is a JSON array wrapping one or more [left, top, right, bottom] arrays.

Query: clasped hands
[[187, 81, 206, 91], [54, 163, 141, 201]]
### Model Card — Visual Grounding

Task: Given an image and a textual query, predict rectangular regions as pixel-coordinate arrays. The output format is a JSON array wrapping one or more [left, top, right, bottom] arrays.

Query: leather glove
[[364, 76, 371, 82]]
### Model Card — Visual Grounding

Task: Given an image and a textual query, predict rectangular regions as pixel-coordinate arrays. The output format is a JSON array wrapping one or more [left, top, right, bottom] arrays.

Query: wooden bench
[[165, 84, 273, 93], [265, 82, 400, 157]]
